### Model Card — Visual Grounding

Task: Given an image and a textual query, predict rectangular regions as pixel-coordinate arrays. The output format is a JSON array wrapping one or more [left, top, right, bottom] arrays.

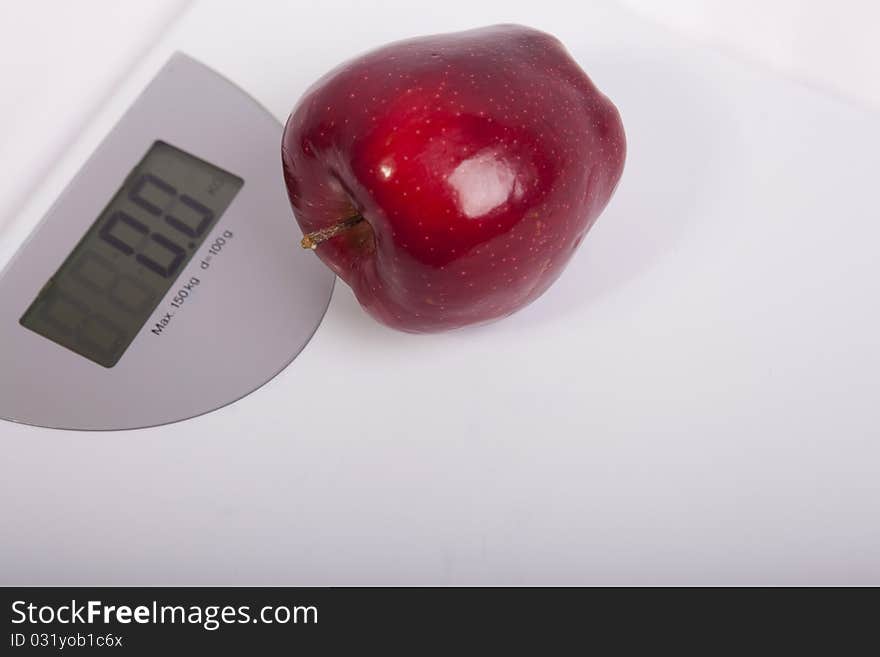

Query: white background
[[1, 1, 879, 585], [621, 0, 880, 109]]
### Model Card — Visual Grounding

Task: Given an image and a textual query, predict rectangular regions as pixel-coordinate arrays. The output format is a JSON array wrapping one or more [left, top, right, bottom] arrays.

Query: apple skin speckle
[[282, 24, 626, 332]]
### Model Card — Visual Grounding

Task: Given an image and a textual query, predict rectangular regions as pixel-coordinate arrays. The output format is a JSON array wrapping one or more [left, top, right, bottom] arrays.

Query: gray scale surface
[[0, 53, 334, 430]]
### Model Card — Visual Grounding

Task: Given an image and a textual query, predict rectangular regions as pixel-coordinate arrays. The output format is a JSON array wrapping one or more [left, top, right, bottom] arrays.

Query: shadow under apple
[[478, 46, 732, 333]]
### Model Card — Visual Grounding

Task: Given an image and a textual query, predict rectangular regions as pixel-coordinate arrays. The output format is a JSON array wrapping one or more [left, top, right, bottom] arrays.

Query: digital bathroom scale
[[1, 0, 879, 586], [0, 53, 334, 430]]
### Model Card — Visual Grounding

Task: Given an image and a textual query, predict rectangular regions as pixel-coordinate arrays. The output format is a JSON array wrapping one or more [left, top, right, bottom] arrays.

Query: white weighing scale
[[2, 0, 880, 584]]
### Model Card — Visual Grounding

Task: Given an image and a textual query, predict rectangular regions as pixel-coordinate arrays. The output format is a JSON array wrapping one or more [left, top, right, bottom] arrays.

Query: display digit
[[136, 233, 186, 278], [165, 194, 214, 237], [100, 211, 148, 256], [129, 173, 176, 215], [20, 140, 243, 368]]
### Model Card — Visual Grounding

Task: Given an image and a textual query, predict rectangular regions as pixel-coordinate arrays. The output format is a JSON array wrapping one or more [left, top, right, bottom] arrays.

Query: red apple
[[282, 24, 625, 331]]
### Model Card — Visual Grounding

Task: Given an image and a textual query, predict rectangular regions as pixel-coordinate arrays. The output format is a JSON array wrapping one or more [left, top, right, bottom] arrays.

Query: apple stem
[[301, 215, 365, 250]]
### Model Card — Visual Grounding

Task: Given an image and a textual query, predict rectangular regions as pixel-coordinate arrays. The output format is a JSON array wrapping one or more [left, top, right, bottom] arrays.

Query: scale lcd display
[[20, 141, 243, 367]]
